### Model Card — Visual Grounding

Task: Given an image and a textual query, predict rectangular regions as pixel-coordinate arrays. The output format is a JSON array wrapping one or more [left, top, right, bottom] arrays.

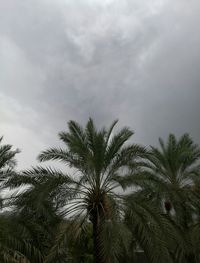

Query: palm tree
[[143, 133, 200, 262], [0, 137, 45, 263], [30, 118, 174, 263], [0, 136, 19, 198], [144, 134, 200, 218], [0, 136, 33, 263], [35, 119, 142, 262], [0, 212, 43, 263], [6, 167, 69, 263]]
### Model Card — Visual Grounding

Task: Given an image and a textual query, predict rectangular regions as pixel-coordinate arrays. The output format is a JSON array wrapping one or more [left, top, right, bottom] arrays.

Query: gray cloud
[[0, 0, 200, 169]]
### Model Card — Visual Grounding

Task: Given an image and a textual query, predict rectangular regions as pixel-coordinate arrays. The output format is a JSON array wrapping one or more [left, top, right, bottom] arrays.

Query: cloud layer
[[1, 0, 200, 168]]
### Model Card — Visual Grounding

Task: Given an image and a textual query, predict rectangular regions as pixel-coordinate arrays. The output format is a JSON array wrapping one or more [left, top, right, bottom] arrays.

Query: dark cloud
[[0, 0, 200, 168]]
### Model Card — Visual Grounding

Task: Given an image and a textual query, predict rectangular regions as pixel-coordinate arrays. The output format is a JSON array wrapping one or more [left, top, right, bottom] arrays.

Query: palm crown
[[37, 119, 147, 262], [34, 119, 183, 263], [144, 134, 200, 213]]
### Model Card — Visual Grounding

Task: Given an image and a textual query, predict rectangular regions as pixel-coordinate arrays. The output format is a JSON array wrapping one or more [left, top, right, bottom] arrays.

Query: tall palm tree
[[36, 119, 143, 263], [30, 118, 174, 263]]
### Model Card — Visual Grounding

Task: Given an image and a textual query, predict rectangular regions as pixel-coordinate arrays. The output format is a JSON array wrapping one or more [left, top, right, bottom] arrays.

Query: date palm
[[0, 137, 33, 263], [144, 134, 200, 218], [0, 137, 45, 263], [6, 166, 70, 263], [31, 118, 174, 263], [0, 135, 19, 223], [0, 136, 19, 193], [143, 133, 200, 262]]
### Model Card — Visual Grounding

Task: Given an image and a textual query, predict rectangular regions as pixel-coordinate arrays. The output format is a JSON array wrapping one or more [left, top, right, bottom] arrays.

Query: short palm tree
[[144, 133, 200, 218], [6, 166, 70, 263], [0, 136, 19, 194], [0, 137, 32, 263], [0, 212, 44, 263], [143, 133, 200, 262]]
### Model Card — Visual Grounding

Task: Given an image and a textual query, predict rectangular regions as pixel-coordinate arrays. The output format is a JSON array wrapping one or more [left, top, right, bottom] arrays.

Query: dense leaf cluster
[[0, 119, 200, 263]]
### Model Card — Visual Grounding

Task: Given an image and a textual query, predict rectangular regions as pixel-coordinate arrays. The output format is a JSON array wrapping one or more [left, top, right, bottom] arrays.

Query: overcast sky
[[0, 0, 200, 169]]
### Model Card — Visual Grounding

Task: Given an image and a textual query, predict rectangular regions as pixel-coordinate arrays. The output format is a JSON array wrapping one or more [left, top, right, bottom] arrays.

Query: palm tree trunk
[[92, 212, 105, 263], [186, 254, 197, 263]]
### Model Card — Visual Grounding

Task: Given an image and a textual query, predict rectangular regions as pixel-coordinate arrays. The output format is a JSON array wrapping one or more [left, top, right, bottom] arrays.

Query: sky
[[0, 0, 200, 169]]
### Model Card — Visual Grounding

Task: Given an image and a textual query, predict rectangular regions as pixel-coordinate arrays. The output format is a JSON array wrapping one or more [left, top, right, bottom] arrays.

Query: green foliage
[[142, 133, 200, 261], [38, 119, 166, 263], [1, 123, 200, 263]]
